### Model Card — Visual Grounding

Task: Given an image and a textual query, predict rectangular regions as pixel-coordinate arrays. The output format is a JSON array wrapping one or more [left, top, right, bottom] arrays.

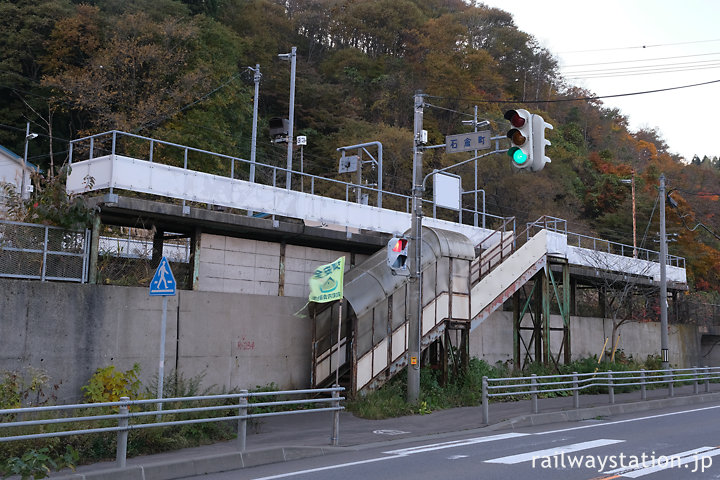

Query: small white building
[[0, 144, 36, 199]]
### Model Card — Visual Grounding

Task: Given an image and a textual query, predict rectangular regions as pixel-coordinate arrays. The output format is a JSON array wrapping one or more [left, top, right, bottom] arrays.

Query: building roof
[[0, 144, 39, 171], [0, 144, 21, 160]]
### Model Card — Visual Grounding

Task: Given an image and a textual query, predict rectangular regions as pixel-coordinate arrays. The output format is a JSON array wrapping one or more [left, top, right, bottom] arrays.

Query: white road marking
[[251, 457, 396, 480], [447, 455, 468, 460], [603, 446, 720, 478], [373, 429, 409, 435], [384, 432, 529, 456], [485, 439, 625, 464], [252, 406, 720, 480], [538, 404, 720, 436]]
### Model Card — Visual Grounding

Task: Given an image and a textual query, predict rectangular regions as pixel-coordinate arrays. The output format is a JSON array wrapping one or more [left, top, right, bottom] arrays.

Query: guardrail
[[0, 386, 344, 469], [481, 366, 720, 424]]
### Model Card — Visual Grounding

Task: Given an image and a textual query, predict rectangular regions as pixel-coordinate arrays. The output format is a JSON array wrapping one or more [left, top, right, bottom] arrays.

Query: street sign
[[149, 257, 176, 296], [433, 171, 461, 211], [445, 130, 492, 153], [338, 154, 358, 173]]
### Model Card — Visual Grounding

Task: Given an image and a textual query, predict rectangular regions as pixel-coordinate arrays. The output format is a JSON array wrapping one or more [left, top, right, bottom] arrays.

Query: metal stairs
[[311, 218, 553, 394]]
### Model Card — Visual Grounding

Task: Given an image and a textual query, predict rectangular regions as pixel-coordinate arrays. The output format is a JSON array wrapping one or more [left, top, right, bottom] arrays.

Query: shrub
[[81, 364, 143, 403]]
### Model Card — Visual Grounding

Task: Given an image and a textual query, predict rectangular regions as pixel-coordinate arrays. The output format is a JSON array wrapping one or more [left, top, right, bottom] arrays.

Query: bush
[[81, 364, 143, 403], [346, 354, 670, 419]]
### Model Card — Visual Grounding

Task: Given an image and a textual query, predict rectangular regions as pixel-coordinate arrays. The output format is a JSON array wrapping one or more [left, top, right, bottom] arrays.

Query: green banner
[[308, 256, 345, 303]]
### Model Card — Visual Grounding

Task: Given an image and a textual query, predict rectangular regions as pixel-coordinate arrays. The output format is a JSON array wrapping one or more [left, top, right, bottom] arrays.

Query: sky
[[479, 0, 720, 162]]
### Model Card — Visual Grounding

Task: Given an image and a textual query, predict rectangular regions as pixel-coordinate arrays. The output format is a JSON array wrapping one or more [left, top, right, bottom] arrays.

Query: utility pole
[[278, 47, 297, 189], [659, 174, 669, 369], [632, 169, 637, 258], [249, 64, 261, 184], [407, 92, 424, 404]]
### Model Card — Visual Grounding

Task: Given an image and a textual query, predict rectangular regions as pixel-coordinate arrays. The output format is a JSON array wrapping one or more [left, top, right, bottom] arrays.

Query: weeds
[[347, 354, 672, 419]]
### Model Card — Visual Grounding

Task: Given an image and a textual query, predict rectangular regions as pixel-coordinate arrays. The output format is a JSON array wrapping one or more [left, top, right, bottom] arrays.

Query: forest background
[[2, 0, 719, 304]]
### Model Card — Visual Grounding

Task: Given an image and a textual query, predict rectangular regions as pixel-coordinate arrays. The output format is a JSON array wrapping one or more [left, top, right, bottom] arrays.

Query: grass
[[346, 353, 678, 419]]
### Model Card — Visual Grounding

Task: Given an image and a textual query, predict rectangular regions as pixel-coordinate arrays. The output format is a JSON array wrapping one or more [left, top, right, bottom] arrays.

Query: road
[[188, 404, 720, 480]]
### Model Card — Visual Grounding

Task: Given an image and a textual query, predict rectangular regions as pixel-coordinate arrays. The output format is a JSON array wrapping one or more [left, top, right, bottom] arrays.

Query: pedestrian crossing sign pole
[[149, 257, 176, 417]]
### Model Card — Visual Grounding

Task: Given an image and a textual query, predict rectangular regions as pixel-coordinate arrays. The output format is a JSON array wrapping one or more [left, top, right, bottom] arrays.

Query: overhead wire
[[561, 51, 720, 68], [558, 38, 720, 54], [426, 78, 720, 105]]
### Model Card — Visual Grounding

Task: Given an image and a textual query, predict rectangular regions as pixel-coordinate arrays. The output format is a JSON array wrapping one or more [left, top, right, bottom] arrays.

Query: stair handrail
[[472, 215, 559, 285]]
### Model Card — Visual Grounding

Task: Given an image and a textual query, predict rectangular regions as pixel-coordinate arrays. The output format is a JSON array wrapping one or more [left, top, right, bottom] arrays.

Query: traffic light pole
[[407, 92, 424, 404]]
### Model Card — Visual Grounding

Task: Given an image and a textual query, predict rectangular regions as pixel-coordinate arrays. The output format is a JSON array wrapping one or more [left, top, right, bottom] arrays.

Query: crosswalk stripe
[[383, 432, 529, 456], [485, 439, 625, 465], [603, 446, 720, 478]]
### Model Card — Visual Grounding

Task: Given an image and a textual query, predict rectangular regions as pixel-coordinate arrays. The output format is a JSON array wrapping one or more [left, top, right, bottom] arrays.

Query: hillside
[[1, 0, 719, 296]]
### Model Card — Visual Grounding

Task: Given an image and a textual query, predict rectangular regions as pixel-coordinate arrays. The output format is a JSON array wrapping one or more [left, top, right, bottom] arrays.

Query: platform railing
[[68, 130, 505, 228]]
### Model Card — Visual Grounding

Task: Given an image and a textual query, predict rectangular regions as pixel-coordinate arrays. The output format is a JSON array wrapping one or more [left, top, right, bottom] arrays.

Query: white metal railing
[[527, 216, 685, 269], [67, 131, 685, 272], [0, 386, 344, 468], [68, 130, 505, 230], [481, 366, 720, 423]]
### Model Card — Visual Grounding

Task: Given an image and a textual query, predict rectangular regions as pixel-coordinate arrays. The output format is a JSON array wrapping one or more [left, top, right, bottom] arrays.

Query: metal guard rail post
[[0, 386, 345, 468], [481, 367, 720, 424]]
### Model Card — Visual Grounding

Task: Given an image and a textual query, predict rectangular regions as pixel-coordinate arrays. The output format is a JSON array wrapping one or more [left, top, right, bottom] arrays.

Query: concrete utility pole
[[659, 174, 669, 369], [249, 64, 261, 184], [278, 47, 297, 189], [407, 92, 424, 404]]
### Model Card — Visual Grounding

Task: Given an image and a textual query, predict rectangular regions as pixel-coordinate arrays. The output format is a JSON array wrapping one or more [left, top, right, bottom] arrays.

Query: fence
[[0, 220, 89, 282], [481, 366, 720, 423], [676, 301, 720, 327], [0, 386, 344, 468], [96, 227, 192, 289]]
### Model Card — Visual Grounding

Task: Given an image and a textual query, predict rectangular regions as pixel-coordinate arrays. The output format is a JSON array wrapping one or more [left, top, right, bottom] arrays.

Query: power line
[[559, 38, 720, 54], [561, 51, 720, 68], [567, 65, 720, 80], [564, 58, 720, 75], [427, 78, 720, 105]]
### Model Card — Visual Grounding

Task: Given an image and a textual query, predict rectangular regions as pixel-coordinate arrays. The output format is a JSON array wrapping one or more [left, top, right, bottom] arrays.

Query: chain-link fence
[[96, 227, 191, 289], [0, 220, 90, 282], [675, 300, 720, 327]]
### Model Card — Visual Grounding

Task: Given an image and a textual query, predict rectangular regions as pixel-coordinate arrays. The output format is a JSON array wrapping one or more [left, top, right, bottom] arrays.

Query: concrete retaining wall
[[0, 278, 704, 405], [0, 280, 310, 404], [470, 311, 701, 368]]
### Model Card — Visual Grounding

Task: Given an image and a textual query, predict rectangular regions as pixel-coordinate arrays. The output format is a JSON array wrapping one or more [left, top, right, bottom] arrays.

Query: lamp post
[[278, 47, 297, 190], [21, 122, 38, 200]]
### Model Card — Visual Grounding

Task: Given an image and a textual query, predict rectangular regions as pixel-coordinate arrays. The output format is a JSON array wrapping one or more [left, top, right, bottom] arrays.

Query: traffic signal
[[530, 114, 553, 172], [387, 237, 409, 275], [504, 109, 533, 169]]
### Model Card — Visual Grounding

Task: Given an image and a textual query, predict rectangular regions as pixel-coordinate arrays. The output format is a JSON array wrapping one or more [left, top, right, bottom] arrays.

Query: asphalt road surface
[[188, 404, 720, 480]]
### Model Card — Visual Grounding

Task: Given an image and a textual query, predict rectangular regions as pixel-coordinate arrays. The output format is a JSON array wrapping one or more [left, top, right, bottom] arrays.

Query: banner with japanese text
[[308, 256, 345, 303]]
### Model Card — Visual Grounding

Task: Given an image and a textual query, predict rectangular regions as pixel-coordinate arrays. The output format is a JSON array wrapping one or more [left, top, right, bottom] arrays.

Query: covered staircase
[[311, 217, 558, 394]]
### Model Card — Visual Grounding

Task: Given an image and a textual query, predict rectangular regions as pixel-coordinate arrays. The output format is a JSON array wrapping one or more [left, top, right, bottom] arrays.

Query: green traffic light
[[508, 147, 528, 165]]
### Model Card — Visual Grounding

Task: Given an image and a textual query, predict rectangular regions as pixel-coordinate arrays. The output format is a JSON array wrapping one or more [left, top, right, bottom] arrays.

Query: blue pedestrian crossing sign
[[149, 257, 176, 296]]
